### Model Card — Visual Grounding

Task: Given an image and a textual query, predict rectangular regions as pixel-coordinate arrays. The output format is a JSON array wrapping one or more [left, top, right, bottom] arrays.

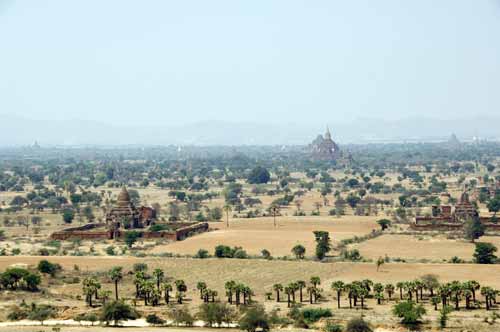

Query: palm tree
[[307, 286, 316, 304], [176, 291, 185, 304], [449, 281, 462, 310], [463, 288, 473, 309], [373, 283, 384, 305], [331, 281, 345, 309], [133, 271, 145, 298], [153, 268, 164, 291], [438, 284, 451, 309], [345, 284, 353, 309], [481, 287, 495, 310], [467, 280, 480, 303], [285, 286, 292, 307], [431, 296, 440, 310], [273, 283, 283, 302], [310, 276, 321, 288], [108, 266, 123, 301], [162, 282, 172, 304], [297, 280, 306, 302], [197, 281, 207, 299], [414, 280, 424, 301], [235, 283, 246, 305], [142, 280, 155, 306], [358, 287, 368, 309], [223, 204, 232, 228], [225, 280, 236, 304], [270, 204, 280, 228], [385, 283, 395, 300], [82, 277, 99, 307], [396, 281, 405, 300], [150, 288, 161, 306]]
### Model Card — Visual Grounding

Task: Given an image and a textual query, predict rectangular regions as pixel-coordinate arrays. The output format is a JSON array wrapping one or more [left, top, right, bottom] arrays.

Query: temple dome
[[117, 187, 131, 206]]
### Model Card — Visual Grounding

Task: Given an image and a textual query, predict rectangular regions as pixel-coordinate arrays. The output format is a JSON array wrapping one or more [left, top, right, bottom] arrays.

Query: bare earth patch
[[148, 216, 379, 256]]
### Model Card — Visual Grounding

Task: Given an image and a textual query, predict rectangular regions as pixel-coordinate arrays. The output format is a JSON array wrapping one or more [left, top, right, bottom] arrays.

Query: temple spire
[[325, 125, 331, 140]]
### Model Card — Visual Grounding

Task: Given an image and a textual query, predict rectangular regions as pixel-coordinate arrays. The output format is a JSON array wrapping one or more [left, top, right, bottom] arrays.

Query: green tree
[[124, 231, 141, 248], [487, 196, 500, 218], [37, 260, 61, 277], [291, 244, 306, 259], [62, 208, 75, 223], [313, 231, 331, 260], [464, 216, 485, 242], [376, 219, 391, 231], [473, 242, 498, 264], [247, 166, 271, 184]]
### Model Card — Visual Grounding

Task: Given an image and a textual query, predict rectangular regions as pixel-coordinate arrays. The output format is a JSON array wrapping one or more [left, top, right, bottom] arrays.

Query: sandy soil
[[352, 234, 500, 261], [149, 216, 379, 257]]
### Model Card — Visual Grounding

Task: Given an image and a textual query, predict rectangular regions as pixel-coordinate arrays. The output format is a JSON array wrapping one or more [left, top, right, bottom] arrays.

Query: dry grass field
[[352, 234, 500, 261], [149, 216, 379, 256], [1, 256, 500, 331]]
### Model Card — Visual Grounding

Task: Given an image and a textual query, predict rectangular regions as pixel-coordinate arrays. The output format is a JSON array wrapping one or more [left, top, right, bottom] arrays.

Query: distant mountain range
[[1, 114, 499, 146]]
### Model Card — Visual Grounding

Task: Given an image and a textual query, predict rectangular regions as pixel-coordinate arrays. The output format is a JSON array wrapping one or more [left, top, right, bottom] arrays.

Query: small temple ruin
[[51, 187, 208, 241], [106, 187, 156, 229], [413, 191, 498, 231]]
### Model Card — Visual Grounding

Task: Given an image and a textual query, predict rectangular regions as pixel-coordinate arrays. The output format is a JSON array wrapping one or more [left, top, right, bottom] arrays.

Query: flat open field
[[352, 234, 500, 261], [148, 216, 379, 257]]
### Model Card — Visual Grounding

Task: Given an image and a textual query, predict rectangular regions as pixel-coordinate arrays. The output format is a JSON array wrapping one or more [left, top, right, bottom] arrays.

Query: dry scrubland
[[1, 257, 500, 331], [1, 165, 500, 332]]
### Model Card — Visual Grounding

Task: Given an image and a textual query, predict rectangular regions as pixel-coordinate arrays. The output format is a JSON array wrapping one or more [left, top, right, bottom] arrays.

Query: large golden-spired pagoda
[[309, 127, 341, 161]]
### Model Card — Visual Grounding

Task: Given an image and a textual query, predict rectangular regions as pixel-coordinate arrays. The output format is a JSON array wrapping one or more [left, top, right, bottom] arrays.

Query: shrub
[[38, 248, 50, 256], [324, 320, 343, 332], [345, 317, 372, 332], [233, 249, 248, 259], [37, 260, 62, 277], [194, 249, 210, 258], [261, 249, 272, 259], [301, 308, 332, 324], [105, 246, 116, 256], [74, 312, 98, 326], [197, 303, 236, 327], [238, 305, 269, 332], [133, 263, 148, 272], [124, 231, 142, 248], [146, 313, 165, 326], [168, 306, 195, 326], [392, 301, 426, 326], [100, 301, 139, 326]]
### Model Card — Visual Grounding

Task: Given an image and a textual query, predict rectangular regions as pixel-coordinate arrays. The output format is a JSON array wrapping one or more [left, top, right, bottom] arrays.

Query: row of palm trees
[[328, 278, 498, 312], [272, 276, 322, 307], [83, 268, 498, 312]]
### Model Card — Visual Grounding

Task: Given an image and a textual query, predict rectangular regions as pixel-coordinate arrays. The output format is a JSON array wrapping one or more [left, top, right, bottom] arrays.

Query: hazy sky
[[1, 0, 499, 126]]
